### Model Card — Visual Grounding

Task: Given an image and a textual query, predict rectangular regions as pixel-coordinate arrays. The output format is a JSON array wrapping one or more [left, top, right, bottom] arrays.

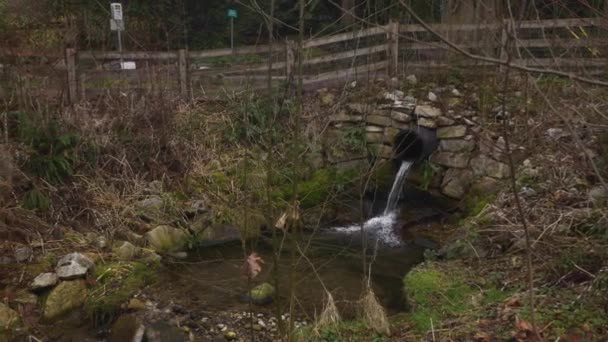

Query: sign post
[[227, 8, 238, 54], [110, 3, 125, 68]]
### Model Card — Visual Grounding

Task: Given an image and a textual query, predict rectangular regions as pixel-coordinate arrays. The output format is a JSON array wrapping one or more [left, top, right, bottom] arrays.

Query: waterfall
[[332, 160, 413, 247], [384, 160, 413, 215]]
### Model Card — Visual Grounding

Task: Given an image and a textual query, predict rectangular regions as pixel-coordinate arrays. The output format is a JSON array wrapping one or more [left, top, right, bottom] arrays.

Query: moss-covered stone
[[240, 282, 275, 305], [0, 303, 21, 331], [43, 280, 88, 322], [145, 225, 189, 253]]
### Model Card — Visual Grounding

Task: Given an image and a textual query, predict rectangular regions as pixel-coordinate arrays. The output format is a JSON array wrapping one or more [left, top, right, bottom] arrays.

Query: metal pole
[[230, 17, 234, 54], [117, 29, 124, 68]]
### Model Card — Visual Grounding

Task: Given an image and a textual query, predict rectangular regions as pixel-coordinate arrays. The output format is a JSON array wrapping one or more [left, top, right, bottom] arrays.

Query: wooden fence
[[2, 17, 607, 104]]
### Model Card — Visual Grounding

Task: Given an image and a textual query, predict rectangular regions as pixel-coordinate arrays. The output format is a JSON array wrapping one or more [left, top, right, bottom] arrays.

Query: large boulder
[[56, 253, 95, 280], [0, 303, 21, 331], [31, 272, 59, 291], [42, 280, 88, 322], [145, 225, 189, 253]]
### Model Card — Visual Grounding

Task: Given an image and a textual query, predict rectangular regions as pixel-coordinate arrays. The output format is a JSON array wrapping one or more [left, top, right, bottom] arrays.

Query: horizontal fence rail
[[1, 17, 606, 104]]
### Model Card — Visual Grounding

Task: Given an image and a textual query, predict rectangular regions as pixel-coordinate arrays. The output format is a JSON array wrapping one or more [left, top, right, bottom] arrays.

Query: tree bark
[[341, 0, 356, 25]]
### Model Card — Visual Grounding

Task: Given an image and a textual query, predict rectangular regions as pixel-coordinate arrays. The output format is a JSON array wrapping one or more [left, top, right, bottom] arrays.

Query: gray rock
[[329, 111, 363, 123], [437, 125, 467, 139], [391, 111, 411, 123], [185, 200, 207, 216], [145, 225, 189, 253], [392, 121, 411, 130], [451, 88, 462, 97], [414, 105, 441, 118], [406, 74, 417, 85], [417, 117, 437, 128], [383, 90, 404, 101], [0, 256, 14, 265], [43, 280, 87, 322], [114, 241, 140, 260], [431, 152, 470, 168], [31, 272, 59, 291], [428, 91, 438, 102], [437, 116, 455, 126], [545, 128, 569, 140], [471, 156, 510, 179], [56, 252, 95, 280], [439, 139, 475, 153], [366, 115, 392, 127], [14, 246, 33, 263], [365, 132, 384, 144], [589, 185, 608, 204], [441, 169, 473, 198], [145, 321, 187, 342], [365, 125, 384, 133]]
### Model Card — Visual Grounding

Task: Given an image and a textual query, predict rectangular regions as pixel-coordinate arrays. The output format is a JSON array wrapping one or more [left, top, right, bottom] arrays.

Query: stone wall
[[324, 88, 511, 199]]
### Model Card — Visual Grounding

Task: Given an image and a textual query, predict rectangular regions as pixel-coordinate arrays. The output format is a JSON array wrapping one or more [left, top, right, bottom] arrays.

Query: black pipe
[[393, 127, 438, 163]]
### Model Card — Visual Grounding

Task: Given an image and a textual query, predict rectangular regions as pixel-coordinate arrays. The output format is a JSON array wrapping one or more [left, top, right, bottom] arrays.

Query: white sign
[[110, 19, 124, 31], [110, 3, 123, 20]]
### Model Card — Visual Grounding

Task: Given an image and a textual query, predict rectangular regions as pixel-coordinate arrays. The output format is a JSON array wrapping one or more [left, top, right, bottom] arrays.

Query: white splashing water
[[332, 160, 413, 247]]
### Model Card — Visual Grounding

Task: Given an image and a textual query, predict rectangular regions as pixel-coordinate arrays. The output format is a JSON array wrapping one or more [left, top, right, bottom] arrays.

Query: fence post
[[285, 40, 295, 79], [388, 20, 399, 77], [178, 49, 188, 99], [65, 48, 78, 104]]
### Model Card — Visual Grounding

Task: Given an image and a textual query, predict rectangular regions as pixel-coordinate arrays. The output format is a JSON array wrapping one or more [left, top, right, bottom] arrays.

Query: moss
[[463, 191, 495, 218], [296, 320, 388, 342], [274, 168, 358, 209], [402, 264, 471, 332], [85, 261, 157, 326]]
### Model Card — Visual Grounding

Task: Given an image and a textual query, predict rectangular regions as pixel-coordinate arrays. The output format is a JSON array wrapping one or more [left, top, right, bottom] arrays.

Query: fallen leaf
[[242, 252, 264, 279], [474, 331, 490, 342], [515, 316, 534, 332]]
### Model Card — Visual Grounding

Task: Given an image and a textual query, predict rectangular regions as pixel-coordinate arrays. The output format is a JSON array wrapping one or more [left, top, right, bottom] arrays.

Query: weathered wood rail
[[1, 17, 606, 104]]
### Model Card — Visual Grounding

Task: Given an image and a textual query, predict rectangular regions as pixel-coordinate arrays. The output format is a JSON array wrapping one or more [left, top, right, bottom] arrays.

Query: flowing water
[[332, 160, 413, 247]]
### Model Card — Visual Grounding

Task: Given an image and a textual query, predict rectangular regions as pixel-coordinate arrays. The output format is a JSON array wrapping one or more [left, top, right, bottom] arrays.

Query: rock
[[383, 90, 404, 102], [589, 185, 608, 204], [406, 74, 417, 85], [428, 91, 438, 102], [414, 105, 441, 118], [329, 111, 363, 123], [56, 252, 95, 280], [471, 156, 510, 179], [451, 88, 462, 97], [107, 315, 145, 342], [224, 331, 238, 340], [417, 117, 437, 128], [43, 280, 87, 321], [436, 125, 467, 139], [184, 200, 207, 217], [384, 127, 400, 143], [439, 139, 475, 153], [437, 116, 455, 126], [366, 115, 392, 127], [197, 224, 241, 246], [145, 225, 189, 253], [441, 169, 473, 198], [320, 92, 335, 106], [168, 251, 188, 259], [391, 121, 411, 130], [391, 111, 411, 123], [431, 152, 470, 168], [114, 241, 140, 260], [127, 298, 146, 311], [140, 249, 162, 263], [471, 177, 500, 193], [0, 303, 21, 331], [31, 272, 58, 291], [365, 125, 384, 133], [365, 132, 384, 144], [135, 196, 164, 212], [252, 324, 263, 331], [240, 283, 275, 305], [346, 103, 370, 114], [545, 128, 569, 140], [369, 144, 393, 159], [14, 246, 33, 263]]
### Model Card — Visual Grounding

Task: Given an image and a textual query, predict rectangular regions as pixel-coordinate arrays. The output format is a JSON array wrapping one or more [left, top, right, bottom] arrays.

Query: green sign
[[227, 9, 238, 18]]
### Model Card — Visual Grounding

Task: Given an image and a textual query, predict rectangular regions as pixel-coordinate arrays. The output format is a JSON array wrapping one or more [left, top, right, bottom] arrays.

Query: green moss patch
[[85, 261, 157, 326]]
